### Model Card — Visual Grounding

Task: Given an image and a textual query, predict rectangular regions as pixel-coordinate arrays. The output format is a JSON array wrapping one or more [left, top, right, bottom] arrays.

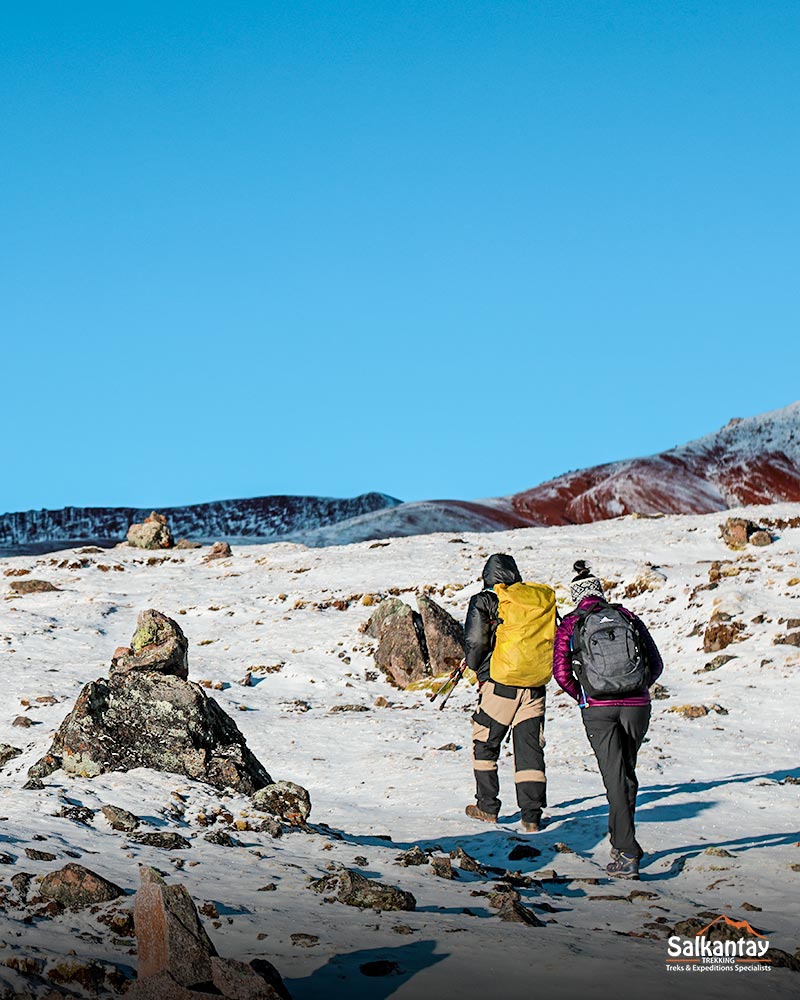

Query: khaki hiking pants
[[471, 679, 546, 824]]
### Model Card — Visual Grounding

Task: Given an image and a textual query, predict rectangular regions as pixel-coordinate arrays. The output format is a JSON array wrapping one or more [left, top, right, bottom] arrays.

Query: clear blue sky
[[2, 1, 799, 512]]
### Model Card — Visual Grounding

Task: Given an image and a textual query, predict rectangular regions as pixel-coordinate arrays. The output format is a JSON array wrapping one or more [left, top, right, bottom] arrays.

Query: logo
[[666, 914, 772, 974], [598, 616, 614, 623]]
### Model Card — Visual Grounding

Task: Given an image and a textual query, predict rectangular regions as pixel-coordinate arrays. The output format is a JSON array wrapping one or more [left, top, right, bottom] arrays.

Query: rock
[[252, 781, 311, 825], [8, 579, 59, 594], [416, 594, 465, 673], [704, 847, 735, 858], [29, 669, 272, 795], [489, 892, 544, 926], [102, 804, 141, 832], [309, 868, 416, 911], [720, 517, 766, 550], [248, 959, 292, 1000], [11, 872, 33, 901], [204, 542, 232, 561], [175, 538, 202, 549], [430, 855, 456, 879], [25, 847, 57, 861], [703, 621, 744, 652], [134, 866, 217, 987], [373, 603, 430, 688], [774, 631, 800, 647], [111, 609, 189, 679], [55, 804, 95, 825], [0, 744, 22, 769], [128, 511, 175, 550], [210, 956, 285, 998], [131, 832, 192, 851], [127, 970, 207, 999], [451, 846, 483, 872], [508, 844, 541, 862], [436, 743, 460, 751], [553, 842, 574, 854], [203, 829, 239, 848], [651, 683, 670, 700], [701, 654, 737, 672], [362, 598, 407, 638], [749, 530, 772, 546], [668, 704, 709, 719], [39, 863, 125, 909], [12, 715, 34, 728], [290, 934, 319, 948], [329, 704, 369, 713], [46, 959, 107, 992], [395, 846, 428, 866]]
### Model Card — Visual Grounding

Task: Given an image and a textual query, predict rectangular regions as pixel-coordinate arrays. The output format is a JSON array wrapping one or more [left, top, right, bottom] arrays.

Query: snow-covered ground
[[1, 504, 799, 998]]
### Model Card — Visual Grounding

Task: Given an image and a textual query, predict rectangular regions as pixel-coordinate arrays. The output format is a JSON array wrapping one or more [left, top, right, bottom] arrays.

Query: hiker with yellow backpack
[[464, 553, 556, 833]]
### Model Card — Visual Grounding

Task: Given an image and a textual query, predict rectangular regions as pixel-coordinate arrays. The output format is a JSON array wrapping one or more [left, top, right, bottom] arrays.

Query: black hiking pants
[[472, 680, 547, 824], [582, 703, 651, 858]]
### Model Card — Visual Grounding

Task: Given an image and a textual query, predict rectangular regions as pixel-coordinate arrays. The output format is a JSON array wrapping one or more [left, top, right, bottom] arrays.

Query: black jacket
[[464, 554, 522, 683]]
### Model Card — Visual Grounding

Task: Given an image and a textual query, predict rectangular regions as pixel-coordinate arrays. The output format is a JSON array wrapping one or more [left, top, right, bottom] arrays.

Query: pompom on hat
[[570, 560, 605, 605]]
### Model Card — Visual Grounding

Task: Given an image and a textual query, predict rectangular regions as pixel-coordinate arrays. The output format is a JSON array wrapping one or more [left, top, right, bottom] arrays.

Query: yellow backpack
[[491, 582, 556, 687]]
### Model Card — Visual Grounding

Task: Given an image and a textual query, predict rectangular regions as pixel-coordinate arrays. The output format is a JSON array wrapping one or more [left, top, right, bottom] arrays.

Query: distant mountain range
[[0, 493, 400, 553], [3, 402, 799, 552]]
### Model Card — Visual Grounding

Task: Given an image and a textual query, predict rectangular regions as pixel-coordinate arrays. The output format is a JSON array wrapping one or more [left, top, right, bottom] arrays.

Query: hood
[[482, 553, 522, 588]]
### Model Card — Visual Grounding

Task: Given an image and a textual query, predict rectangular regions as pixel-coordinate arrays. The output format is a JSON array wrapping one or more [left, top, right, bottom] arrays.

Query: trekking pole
[[429, 659, 466, 709]]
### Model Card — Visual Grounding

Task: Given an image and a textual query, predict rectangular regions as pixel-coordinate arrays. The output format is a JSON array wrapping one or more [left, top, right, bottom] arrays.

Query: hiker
[[464, 553, 556, 833], [553, 561, 663, 878]]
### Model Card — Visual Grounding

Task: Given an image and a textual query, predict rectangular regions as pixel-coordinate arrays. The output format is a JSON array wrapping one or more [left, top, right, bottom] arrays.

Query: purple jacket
[[553, 596, 663, 707]]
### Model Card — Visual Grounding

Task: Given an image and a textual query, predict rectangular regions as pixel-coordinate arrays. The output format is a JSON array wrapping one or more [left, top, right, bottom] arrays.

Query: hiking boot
[[465, 804, 498, 824], [606, 852, 639, 879], [521, 820, 540, 833]]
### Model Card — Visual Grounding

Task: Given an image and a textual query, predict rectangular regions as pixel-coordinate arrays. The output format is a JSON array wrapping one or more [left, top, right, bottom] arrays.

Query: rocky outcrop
[[29, 613, 272, 794], [128, 511, 175, 550], [111, 609, 189, 679], [417, 594, 465, 672], [130, 867, 288, 998]]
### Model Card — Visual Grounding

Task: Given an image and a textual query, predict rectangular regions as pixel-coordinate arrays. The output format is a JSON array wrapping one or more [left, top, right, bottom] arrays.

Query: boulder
[[720, 517, 770, 550], [134, 866, 217, 987], [101, 804, 141, 832], [309, 868, 415, 911], [417, 594, 465, 673], [175, 538, 203, 549], [362, 597, 407, 638], [39, 863, 125, 910], [111, 609, 189, 679], [372, 603, 430, 688], [128, 512, 175, 550], [29, 670, 271, 793], [251, 781, 311, 825], [204, 542, 232, 562], [210, 957, 285, 999], [130, 869, 290, 999]]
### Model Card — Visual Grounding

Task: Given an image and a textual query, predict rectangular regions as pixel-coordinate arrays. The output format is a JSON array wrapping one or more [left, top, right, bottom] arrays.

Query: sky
[[2, 1, 799, 513]]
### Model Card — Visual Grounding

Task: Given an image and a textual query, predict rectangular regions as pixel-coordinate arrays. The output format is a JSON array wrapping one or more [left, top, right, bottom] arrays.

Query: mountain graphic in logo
[[695, 915, 766, 939]]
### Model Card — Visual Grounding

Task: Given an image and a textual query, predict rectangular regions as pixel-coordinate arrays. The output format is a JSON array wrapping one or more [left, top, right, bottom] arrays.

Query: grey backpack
[[570, 603, 648, 698]]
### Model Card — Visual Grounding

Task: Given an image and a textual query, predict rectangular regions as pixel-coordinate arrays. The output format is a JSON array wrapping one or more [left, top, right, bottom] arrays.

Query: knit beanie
[[570, 560, 605, 605]]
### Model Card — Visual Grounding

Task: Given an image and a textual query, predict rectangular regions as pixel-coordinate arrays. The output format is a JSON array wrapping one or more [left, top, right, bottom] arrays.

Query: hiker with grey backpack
[[553, 561, 663, 878]]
